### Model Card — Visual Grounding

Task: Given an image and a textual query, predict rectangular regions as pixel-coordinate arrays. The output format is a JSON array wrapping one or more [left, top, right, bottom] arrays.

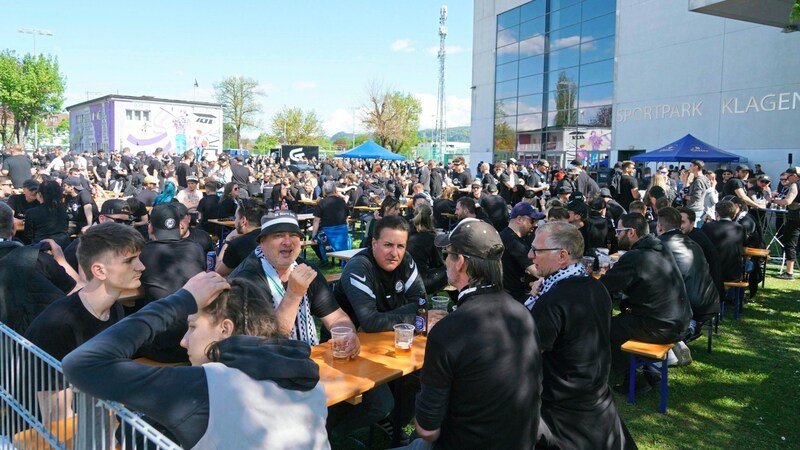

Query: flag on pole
[[194, 79, 199, 88]]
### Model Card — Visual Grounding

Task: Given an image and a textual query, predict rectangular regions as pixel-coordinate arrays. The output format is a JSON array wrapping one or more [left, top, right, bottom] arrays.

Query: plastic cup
[[330, 327, 353, 359], [393, 324, 415, 355], [429, 296, 450, 331]]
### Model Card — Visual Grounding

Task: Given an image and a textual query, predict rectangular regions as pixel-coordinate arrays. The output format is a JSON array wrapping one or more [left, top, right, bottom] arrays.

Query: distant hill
[[330, 127, 470, 143]]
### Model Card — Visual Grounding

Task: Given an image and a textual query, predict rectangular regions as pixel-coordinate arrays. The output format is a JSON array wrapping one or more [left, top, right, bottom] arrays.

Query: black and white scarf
[[524, 262, 588, 310], [254, 246, 318, 345]]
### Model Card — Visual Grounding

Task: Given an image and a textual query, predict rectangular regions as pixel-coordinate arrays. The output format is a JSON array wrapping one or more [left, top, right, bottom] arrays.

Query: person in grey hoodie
[[63, 273, 330, 450]]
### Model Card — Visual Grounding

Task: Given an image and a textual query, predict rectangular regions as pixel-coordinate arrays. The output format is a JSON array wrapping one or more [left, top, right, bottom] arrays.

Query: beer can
[[206, 251, 217, 272]]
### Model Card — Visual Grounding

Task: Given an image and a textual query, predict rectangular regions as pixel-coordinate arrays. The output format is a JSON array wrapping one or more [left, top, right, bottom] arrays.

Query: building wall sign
[[616, 102, 703, 122], [616, 91, 800, 122], [722, 91, 800, 114]]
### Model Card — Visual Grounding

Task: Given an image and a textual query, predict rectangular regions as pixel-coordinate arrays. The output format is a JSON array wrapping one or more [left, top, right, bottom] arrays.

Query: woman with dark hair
[[24, 180, 70, 248], [217, 181, 242, 218], [407, 204, 448, 293], [432, 185, 457, 229], [360, 196, 401, 248], [63, 274, 329, 450]]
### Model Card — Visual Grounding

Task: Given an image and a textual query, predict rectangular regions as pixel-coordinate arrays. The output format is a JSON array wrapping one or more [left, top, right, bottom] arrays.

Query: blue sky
[[3, 1, 474, 137]]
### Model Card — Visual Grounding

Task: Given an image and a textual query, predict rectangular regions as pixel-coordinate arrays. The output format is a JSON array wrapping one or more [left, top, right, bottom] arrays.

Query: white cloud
[[292, 80, 318, 90], [427, 45, 465, 56], [414, 93, 471, 129], [323, 108, 362, 136], [390, 39, 415, 52]]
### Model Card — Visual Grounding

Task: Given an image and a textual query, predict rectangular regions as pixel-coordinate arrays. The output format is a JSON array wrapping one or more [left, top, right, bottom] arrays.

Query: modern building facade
[[471, 0, 800, 176], [67, 95, 223, 156]]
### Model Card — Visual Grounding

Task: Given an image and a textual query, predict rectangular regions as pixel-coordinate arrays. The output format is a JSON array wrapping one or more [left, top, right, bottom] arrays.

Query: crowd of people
[[0, 141, 791, 449]]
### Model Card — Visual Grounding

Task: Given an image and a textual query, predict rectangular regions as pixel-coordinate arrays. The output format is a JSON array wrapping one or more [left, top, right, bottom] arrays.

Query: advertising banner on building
[[281, 145, 319, 162]]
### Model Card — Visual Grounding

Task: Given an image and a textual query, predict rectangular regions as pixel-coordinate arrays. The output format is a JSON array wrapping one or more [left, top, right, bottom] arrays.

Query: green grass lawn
[[314, 232, 799, 449]]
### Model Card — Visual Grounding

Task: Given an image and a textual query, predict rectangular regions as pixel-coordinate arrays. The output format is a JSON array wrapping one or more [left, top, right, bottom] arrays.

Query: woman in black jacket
[[24, 180, 70, 248], [407, 204, 447, 293]]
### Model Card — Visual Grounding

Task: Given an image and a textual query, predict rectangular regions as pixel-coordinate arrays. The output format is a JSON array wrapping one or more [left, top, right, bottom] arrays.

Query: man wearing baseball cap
[[63, 176, 98, 234], [409, 218, 541, 449], [7, 179, 40, 239], [501, 203, 545, 302], [722, 164, 760, 209]]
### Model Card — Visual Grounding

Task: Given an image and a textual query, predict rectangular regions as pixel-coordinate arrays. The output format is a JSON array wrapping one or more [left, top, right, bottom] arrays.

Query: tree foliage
[[0, 51, 65, 147], [362, 81, 422, 153], [252, 133, 280, 153], [792, 0, 800, 22], [554, 71, 577, 127], [270, 106, 326, 145], [214, 76, 263, 149]]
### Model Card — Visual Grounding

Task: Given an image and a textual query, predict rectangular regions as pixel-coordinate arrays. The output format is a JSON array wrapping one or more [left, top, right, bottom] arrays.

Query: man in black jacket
[[657, 207, 720, 348], [600, 213, 692, 388], [700, 201, 745, 282], [678, 207, 725, 302]]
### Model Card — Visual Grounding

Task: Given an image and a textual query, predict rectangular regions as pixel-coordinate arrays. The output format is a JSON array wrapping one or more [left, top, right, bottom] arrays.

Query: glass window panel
[[547, 67, 579, 92], [143, 111, 150, 121], [517, 113, 543, 131], [551, 0, 581, 11], [548, 84, 578, 111], [547, 109, 578, 127], [519, 74, 545, 97], [496, 98, 517, 117], [581, 35, 615, 64], [581, 13, 616, 42], [126, 110, 132, 120], [549, 24, 581, 51], [498, 7, 521, 31], [580, 105, 613, 127], [520, 0, 546, 21], [496, 42, 519, 64], [520, 16, 545, 41], [496, 79, 518, 100], [497, 25, 520, 47], [583, 0, 617, 21], [547, 46, 580, 71], [517, 94, 544, 115], [495, 117, 517, 150], [519, 54, 545, 77], [549, 3, 581, 30], [580, 59, 614, 86], [134, 110, 141, 120], [518, 34, 546, 58], [579, 82, 613, 108], [496, 61, 519, 82]]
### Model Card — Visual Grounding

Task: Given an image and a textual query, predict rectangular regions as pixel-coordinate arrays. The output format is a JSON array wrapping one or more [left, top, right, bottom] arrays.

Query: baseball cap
[[510, 203, 546, 220], [64, 176, 84, 191], [257, 210, 304, 241], [570, 159, 584, 167], [143, 175, 159, 185], [507, 158, 518, 165], [599, 187, 613, 198], [486, 184, 498, 193], [186, 175, 199, 182], [736, 164, 751, 172], [785, 167, 799, 175], [150, 203, 182, 241], [434, 218, 504, 260], [758, 175, 771, 182], [22, 179, 39, 191], [100, 199, 132, 216], [234, 155, 244, 162], [471, 180, 482, 187], [566, 200, 588, 220], [557, 185, 573, 194]]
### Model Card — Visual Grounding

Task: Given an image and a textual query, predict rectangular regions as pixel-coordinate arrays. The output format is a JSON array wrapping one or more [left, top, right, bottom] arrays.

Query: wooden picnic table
[[326, 248, 363, 261], [208, 219, 235, 228], [354, 206, 380, 212], [312, 331, 426, 406], [297, 213, 315, 222], [299, 199, 318, 206]]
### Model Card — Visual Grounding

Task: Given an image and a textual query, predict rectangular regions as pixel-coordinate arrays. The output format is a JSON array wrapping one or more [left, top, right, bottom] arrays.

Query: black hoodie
[[63, 289, 321, 448]]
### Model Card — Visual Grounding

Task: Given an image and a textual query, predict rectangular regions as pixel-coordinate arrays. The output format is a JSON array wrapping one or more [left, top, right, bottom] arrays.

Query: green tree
[[554, 71, 577, 127], [222, 123, 238, 149], [362, 81, 422, 153], [0, 51, 65, 146], [252, 133, 280, 153], [214, 76, 263, 149], [792, 1, 800, 21], [270, 106, 326, 145], [56, 117, 69, 134]]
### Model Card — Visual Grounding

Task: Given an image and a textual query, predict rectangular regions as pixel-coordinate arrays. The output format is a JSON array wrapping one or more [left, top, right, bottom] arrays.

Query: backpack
[[610, 171, 623, 200], [0, 243, 65, 334]]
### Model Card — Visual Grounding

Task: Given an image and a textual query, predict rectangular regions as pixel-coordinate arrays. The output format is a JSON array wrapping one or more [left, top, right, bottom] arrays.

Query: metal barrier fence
[[0, 323, 182, 449]]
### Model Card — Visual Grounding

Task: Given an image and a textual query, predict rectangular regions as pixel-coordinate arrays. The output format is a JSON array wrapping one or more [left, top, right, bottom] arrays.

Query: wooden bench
[[743, 247, 769, 288], [13, 416, 76, 449], [723, 281, 748, 321], [620, 340, 675, 413], [324, 273, 342, 288]]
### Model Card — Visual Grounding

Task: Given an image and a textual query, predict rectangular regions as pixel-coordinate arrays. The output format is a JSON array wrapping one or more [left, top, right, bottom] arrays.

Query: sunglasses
[[529, 247, 562, 257], [103, 215, 133, 225], [442, 249, 474, 259], [0, 183, 12, 187]]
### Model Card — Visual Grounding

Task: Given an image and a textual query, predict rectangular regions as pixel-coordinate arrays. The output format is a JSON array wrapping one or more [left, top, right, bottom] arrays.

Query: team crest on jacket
[[395, 281, 403, 292]]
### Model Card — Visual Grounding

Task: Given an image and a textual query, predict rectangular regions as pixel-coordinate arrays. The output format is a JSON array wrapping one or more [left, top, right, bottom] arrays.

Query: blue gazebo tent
[[337, 140, 406, 160], [631, 134, 741, 162]]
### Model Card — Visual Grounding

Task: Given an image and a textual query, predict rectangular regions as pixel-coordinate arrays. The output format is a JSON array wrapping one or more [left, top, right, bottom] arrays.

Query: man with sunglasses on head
[[63, 199, 138, 272], [404, 218, 540, 449], [600, 213, 692, 394]]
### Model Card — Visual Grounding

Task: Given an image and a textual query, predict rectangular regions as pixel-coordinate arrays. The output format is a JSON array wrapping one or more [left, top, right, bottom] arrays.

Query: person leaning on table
[[63, 274, 331, 450], [399, 218, 541, 450]]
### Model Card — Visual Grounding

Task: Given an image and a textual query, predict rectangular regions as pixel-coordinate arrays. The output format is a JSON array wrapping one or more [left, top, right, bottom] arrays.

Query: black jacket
[[658, 230, 720, 321], [700, 219, 745, 282], [601, 234, 692, 342]]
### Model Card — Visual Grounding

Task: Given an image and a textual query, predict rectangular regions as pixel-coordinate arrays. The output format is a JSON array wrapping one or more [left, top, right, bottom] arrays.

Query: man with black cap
[[175, 174, 202, 212], [408, 218, 541, 449], [566, 199, 591, 253], [570, 159, 600, 199], [501, 203, 544, 302], [524, 221, 633, 450], [63, 176, 98, 234], [62, 198, 136, 272], [586, 197, 618, 253], [7, 179, 41, 238], [480, 183, 509, 230], [556, 184, 573, 204], [722, 164, 760, 209], [525, 160, 551, 208], [136, 203, 206, 362], [600, 187, 626, 225], [498, 159, 521, 204]]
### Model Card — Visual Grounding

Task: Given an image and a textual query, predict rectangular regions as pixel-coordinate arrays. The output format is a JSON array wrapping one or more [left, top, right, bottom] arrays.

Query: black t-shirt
[[7, 194, 39, 220], [66, 190, 98, 228], [139, 240, 206, 303], [2, 154, 33, 188], [231, 164, 250, 186], [24, 291, 124, 361], [313, 196, 348, 229], [452, 171, 473, 200], [217, 197, 239, 219], [24, 205, 70, 247], [722, 177, 746, 198], [480, 194, 509, 231], [222, 229, 259, 271], [618, 175, 639, 210], [136, 189, 158, 207], [148, 158, 163, 178], [93, 156, 109, 178], [197, 194, 221, 231], [185, 227, 215, 254], [175, 162, 195, 187], [500, 227, 533, 302]]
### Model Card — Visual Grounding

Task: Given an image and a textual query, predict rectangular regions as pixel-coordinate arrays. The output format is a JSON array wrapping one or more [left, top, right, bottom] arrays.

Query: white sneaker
[[674, 341, 693, 366], [666, 349, 679, 367]]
